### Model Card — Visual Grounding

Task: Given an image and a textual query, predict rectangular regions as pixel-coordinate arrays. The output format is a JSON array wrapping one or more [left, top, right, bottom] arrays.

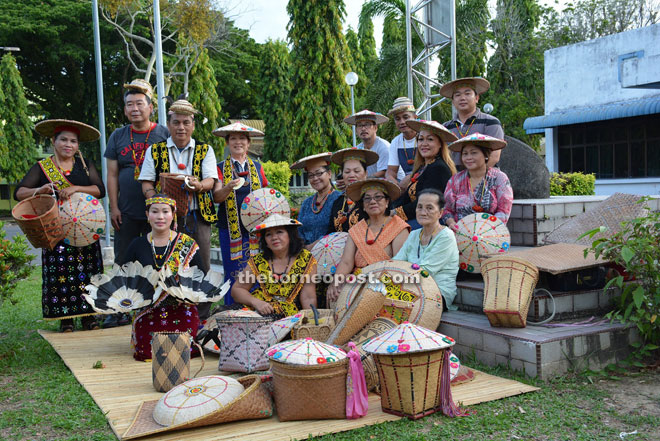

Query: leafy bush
[[0, 221, 35, 306], [550, 172, 595, 196], [581, 197, 660, 358], [262, 161, 292, 200]]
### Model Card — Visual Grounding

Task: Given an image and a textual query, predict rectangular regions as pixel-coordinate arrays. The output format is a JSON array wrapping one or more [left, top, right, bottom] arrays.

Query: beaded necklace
[[130, 123, 154, 177], [417, 226, 440, 258], [149, 231, 173, 269], [269, 255, 292, 281], [364, 219, 386, 245], [469, 174, 488, 212], [311, 188, 332, 214], [402, 138, 417, 165], [456, 117, 476, 138]]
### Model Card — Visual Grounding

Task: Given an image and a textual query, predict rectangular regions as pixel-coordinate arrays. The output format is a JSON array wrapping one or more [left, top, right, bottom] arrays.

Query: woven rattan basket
[[291, 307, 335, 341], [216, 313, 274, 373], [270, 358, 348, 421], [373, 348, 448, 419], [159, 173, 191, 218], [12, 194, 64, 250], [326, 287, 384, 346], [481, 256, 539, 328]]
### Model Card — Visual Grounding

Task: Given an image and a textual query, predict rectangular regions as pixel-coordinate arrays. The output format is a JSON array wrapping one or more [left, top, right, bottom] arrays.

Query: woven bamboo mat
[[39, 326, 538, 440], [506, 243, 606, 274]]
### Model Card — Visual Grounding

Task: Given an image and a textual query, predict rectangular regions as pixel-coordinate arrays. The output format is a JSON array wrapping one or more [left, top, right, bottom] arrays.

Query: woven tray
[[506, 243, 606, 275]]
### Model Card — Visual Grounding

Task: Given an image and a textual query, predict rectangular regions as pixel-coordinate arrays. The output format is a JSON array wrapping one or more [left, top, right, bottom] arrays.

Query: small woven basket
[[159, 173, 191, 218], [291, 308, 335, 341], [374, 348, 448, 419], [481, 256, 540, 328], [270, 358, 348, 421], [12, 193, 64, 250]]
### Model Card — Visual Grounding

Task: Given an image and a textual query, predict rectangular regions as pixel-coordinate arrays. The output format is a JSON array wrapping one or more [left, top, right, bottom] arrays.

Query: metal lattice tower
[[405, 0, 456, 119]]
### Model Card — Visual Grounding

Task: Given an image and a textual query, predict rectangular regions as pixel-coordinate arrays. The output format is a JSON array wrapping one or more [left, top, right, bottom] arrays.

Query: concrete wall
[[544, 24, 660, 113]]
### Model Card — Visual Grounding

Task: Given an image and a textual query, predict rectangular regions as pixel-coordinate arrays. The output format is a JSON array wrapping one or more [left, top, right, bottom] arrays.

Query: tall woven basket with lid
[[481, 256, 539, 328], [363, 322, 460, 420]]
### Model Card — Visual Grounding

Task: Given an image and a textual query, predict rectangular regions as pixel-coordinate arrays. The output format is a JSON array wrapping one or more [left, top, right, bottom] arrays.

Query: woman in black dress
[[15, 119, 105, 332]]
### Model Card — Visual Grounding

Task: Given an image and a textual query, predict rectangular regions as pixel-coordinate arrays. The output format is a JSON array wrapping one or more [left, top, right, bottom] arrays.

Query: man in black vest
[[139, 99, 219, 319]]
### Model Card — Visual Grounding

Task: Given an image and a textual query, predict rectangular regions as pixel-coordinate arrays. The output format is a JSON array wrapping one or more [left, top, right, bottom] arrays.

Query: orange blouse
[[349, 216, 410, 269]]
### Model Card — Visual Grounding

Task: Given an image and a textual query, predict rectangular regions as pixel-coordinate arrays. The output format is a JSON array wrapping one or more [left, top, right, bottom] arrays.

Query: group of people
[[15, 76, 513, 340]]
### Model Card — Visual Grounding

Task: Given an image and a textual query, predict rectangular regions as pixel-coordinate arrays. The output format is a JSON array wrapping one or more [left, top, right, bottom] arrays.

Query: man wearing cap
[[385, 97, 418, 188], [103, 79, 169, 328], [344, 110, 397, 180], [139, 99, 219, 319], [441, 77, 504, 168]]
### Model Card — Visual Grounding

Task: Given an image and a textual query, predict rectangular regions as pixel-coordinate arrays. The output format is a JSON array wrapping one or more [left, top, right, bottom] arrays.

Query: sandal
[[81, 316, 100, 331], [60, 319, 74, 333]]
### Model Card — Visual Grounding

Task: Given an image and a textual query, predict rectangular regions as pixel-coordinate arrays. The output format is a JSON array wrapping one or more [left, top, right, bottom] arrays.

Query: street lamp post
[[345, 72, 358, 147]]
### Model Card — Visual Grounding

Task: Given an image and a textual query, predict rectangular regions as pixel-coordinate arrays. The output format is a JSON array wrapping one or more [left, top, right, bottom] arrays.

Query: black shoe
[[102, 314, 120, 328]]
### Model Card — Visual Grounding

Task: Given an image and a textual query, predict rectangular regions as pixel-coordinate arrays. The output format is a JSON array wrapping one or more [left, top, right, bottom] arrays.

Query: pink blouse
[[442, 168, 513, 224]]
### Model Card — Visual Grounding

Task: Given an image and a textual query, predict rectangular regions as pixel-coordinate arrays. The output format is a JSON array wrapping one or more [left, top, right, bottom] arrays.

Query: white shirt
[[357, 136, 404, 180], [388, 133, 416, 178], [139, 136, 219, 210]]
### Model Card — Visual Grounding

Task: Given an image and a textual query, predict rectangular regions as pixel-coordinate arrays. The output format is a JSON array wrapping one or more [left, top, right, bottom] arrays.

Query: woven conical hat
[[267, 338, 347, 365], [362, 322, 455, 355], [240, 187, 291, 232], [455, 213, 511, 273]]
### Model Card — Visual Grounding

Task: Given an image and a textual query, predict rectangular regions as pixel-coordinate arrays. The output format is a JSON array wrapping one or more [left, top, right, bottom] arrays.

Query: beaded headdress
[[146, 196, 178, 230]]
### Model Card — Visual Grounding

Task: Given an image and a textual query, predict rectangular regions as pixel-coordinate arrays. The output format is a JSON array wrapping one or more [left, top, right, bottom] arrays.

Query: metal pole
[[91, 0, 111, 246], [350, 85, 356, 147], [153, 0, 167, 125], [405, 0, 413, 100], [450, 0, 457, 119]]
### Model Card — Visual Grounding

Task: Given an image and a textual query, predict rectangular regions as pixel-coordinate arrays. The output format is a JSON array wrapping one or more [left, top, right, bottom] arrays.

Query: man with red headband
[[103, 79, 168, 328]]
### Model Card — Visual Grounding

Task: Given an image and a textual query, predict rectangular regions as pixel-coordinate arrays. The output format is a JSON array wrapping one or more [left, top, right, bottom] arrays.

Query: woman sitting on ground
[[442, 133, 513, 229], [327, 179, 410, 302], [393, 188, 459, 310], [231, 214, 317, 317], [121, 195, 204, 361]]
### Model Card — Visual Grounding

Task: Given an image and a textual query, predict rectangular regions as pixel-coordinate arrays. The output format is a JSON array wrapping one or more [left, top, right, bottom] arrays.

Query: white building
[[524, 24, 660, 196]]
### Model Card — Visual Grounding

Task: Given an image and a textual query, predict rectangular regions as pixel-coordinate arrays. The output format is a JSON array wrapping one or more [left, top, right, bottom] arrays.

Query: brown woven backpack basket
[[291, 307, 335, 341], [481, 256, 540, 328], [12, 193, 64, 250]]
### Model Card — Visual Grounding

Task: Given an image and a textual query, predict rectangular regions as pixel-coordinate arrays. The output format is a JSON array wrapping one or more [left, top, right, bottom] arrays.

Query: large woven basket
[[12, 194, 64, 250], [326, 286, 384, 346], [216, 314, 274, 373], [291, 308, 335, 341], [481, 256, 539, 328], [270, 358, 348, 421], [374, 349, 448, 419]]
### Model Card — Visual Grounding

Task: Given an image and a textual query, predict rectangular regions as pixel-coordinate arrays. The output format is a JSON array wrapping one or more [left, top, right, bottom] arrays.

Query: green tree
[[358, 14, 378, 80], [0, 0, 127, 162], [0, 53, 38, 182], [287, 0, 351, 157], [345, 27, 367, 106], [186, 48, 224, 158], [257, 40, 292, 163], [209, 25, 262, 119], [487, 0, 545, 148]]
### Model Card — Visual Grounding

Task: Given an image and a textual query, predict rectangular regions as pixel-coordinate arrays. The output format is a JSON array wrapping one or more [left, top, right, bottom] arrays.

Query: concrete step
[[438, 310, 639, 380], [453, 274, 620, 321]]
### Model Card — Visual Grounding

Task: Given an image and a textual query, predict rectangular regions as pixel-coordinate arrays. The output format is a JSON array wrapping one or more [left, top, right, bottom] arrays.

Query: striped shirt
[[444, 109, 504, 166]]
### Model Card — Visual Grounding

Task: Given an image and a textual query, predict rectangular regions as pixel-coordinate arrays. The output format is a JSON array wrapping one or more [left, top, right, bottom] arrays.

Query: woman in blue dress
[[290, 153, 341, 249]]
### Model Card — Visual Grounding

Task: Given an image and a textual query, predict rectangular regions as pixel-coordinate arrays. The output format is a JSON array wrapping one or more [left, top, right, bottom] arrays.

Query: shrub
[[581, 197, 660, 358], [0, 221, 35, 306], [262, 161, 292, 200], [550, 172, 595, 196]]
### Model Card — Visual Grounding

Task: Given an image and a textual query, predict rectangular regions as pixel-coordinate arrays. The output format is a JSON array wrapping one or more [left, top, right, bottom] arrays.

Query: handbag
[[152, 331, 205, 392]]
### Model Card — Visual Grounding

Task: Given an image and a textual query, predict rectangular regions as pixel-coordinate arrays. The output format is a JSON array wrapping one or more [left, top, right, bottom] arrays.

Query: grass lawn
[[0, 269, 658, 441]]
